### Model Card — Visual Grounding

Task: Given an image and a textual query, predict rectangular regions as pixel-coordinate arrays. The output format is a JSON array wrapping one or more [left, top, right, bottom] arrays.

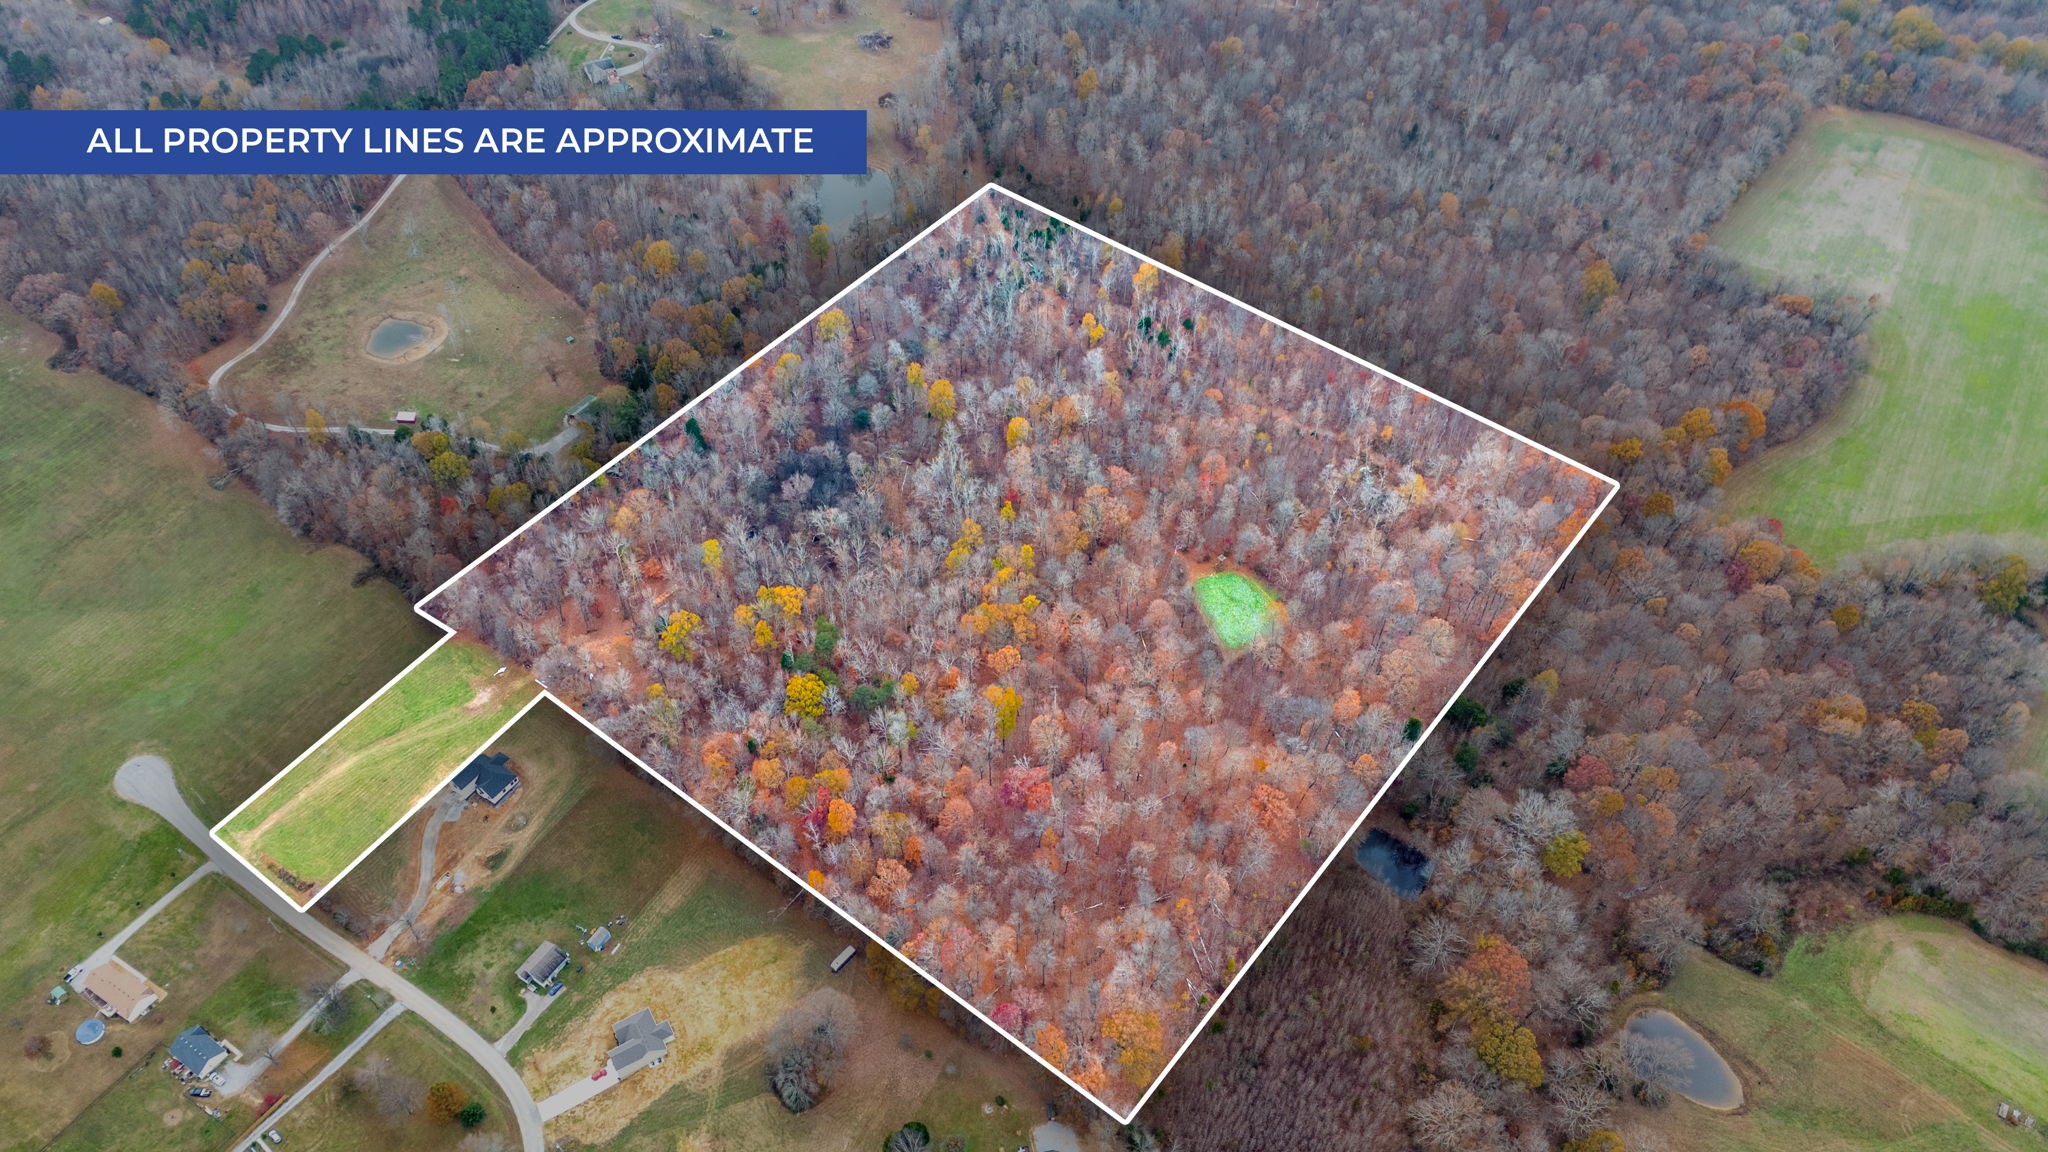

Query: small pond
[[1624, 1009, 1743, 1109], [1355, 828, 1432, 899], [368, 317, 430, 358], [819, 169, 897, 231]]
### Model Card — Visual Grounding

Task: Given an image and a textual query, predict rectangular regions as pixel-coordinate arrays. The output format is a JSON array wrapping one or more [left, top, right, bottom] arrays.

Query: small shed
[[393, 409, 420, 425], [587, 926, 612, 952], [830, 945, 858, 973]]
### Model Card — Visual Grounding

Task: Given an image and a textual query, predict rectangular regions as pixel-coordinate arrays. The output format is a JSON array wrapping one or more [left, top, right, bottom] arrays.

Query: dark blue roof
[[451, 752, 515, 796], [168, 1025, 224, 1069]]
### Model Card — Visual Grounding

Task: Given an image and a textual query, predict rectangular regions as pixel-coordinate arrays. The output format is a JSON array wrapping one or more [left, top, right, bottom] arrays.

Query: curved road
[[113, 756, 545, 1152], [551, 0, 661, 74], [204, 174, 583, 458]]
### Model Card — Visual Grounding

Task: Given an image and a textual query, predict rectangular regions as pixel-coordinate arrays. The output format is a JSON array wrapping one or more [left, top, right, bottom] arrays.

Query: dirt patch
[[529, 934, 808, 1143]]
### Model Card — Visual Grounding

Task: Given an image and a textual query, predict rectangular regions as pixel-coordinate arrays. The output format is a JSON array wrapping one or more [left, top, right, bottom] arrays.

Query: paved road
[[202, 174, 585, 458], [550, 0, 661, 74], [113, 756, 544, 1152], [246, 1000, 407, 1141], [66, 858, 217, 983], [367, 793, 464, 961]]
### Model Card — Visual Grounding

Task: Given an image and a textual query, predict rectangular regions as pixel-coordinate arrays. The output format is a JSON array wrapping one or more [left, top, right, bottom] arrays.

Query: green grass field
[[219, 639, 539, 903], [0, 308, 432, 1147], [1194, 570, 1280, 648], [1635, 916, 2048, 1151], [1716, 110, 2048, 563], [217, 175, 601, 443]]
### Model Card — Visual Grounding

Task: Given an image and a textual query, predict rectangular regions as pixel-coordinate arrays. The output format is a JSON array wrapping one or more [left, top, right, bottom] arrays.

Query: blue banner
[[0, 111, 867, 175]]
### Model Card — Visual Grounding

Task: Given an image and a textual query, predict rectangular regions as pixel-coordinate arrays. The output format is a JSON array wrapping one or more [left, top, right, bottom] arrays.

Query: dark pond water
[[819, 169, 897, 231], [1625, 1009, 1743, 1109], [369, 318, 429, 358], [1355, 828, 1431, 899]]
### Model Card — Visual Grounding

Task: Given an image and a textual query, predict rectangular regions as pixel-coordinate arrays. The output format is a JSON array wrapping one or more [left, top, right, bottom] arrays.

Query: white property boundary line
[[209, 627, 549, 910], [214, 183, 1619, 1125]]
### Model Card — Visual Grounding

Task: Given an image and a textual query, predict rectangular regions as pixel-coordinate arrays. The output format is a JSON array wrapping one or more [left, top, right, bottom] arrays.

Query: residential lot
[[219, 639, 539, 905]]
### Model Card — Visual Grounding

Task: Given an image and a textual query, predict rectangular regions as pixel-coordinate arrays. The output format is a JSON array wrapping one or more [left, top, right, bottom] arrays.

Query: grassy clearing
[[0, 308, 431, 1146], [217, 175, 601, 443], [262, 1013, 517, 1152], [1194, 570, 1279, 649], [1716, 110, 2048, 563], [221, 639, 538, 903], [28, 876, 355, 1152], [1631, 915, 2047, 1152]]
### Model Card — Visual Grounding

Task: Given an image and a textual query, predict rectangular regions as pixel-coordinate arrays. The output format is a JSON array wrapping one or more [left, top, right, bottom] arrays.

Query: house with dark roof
[[605, 1007, 675, 1079], [516, 940, 569, 991], [581, 56, 620, 86], [168, 1025, 231, 1078], [449, 752, 519, 806]]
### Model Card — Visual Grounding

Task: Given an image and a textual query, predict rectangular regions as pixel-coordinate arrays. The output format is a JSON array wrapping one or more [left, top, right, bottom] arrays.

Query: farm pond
[[368, 317, 431, 358], [1625, 1008, 1743, 1109], [1355, 828, 1431, 899]]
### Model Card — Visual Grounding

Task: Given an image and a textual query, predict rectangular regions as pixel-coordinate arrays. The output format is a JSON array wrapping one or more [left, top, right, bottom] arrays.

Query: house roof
[[608, 1007, 675, 1066], [517, 940, 568, 985], [169, 1025, 225, 1069], [450, 752, 516, 798], [78, 957, 156, 1016]]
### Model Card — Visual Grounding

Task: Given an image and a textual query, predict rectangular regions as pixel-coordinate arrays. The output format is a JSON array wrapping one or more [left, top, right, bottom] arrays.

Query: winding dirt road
[[204, 174, 583, 457], [113, 755, 545, 1152]]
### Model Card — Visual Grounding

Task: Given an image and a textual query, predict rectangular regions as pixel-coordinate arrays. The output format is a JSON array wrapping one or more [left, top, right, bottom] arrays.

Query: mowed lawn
[[1631, 916, 2048, 1152], [220, 639, 539, 904], [0, 308, 431, 1128], [1716, 110, 2048, 563], [217, 174, 601, 443]]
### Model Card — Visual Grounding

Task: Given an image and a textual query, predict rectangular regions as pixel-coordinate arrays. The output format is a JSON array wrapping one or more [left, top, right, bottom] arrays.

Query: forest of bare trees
[[427, 188, 1609, 1111]]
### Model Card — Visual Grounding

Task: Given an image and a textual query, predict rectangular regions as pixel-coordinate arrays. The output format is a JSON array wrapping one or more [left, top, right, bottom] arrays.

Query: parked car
[[610, 33, 622, 39], [265, 1131, 283, 1145], [186, 1087, 213, 1098], [591, 1068, 609, 1081]]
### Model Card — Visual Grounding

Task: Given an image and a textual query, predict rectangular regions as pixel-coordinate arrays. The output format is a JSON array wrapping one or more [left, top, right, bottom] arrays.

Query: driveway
[[537, 1065, 615, 1120], [113, 756, 543, 1152], [367, 791, 466, 961], [67, 858, 217, 983], [493, 986, 558, 1055], [551, 0, 660, 74], [249, 1000, 406, 1137]]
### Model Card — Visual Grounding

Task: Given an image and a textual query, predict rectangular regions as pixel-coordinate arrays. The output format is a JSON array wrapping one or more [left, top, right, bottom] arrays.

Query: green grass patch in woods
[[1194, 571, 1280, 649]]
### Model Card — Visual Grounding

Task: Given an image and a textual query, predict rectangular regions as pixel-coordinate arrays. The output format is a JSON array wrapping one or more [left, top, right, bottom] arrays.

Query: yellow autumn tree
[[701, 538, 723, 571], [817, 307, 850, 342], [658, 609, 702, 660], [826, 797, 857, 840], [927, 377, 957, 422], [785, 673, 827, 718], [642, 239, 678, 277]]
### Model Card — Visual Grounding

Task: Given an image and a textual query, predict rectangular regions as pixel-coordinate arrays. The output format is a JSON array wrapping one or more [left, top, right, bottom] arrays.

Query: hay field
[[1716, 110, 2048, 563]]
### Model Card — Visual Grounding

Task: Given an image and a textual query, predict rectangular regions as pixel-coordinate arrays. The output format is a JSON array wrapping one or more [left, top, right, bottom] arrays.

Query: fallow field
[[1716, 110, 2048, 563]]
